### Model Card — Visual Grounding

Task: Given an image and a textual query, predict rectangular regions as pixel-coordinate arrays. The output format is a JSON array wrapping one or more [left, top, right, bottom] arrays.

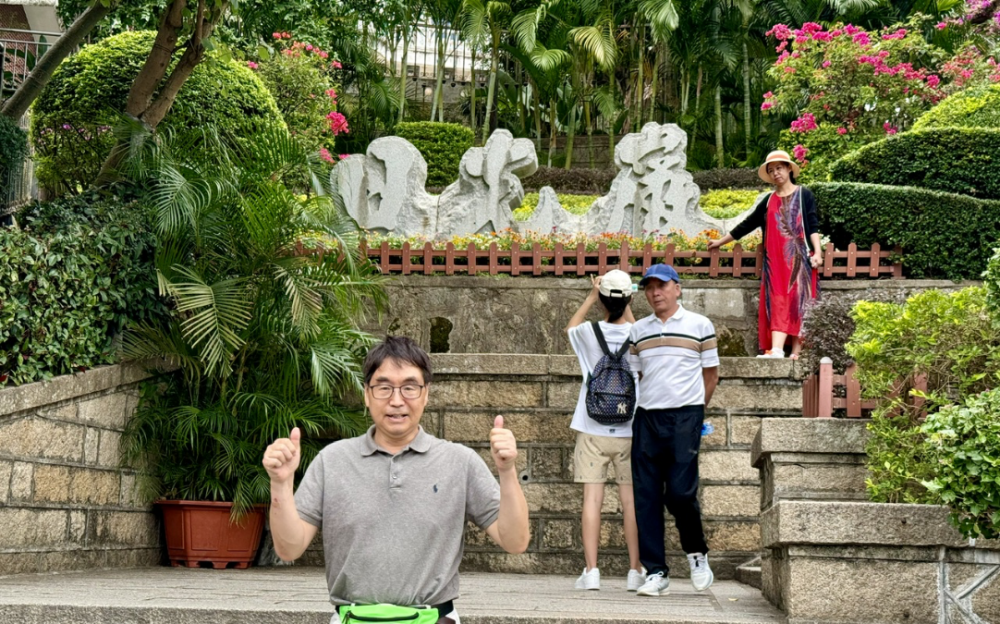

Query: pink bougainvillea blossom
[[882, 28, 907, 40], [790, 112, 818, 133], [327, 111, 350, 135], [246, 61, 258, 69], [837, 127, 848, 135], [319, 148, 335, 164], [883, 122, 898, 135], [761, 101, 774, 111], [331, 60, 342, 69], [822, 60, 832, 68], [766, 24, 793, 40], [853, 32, 871, 46], [326, 88, 338, 100], [792, 144, 809, 162]]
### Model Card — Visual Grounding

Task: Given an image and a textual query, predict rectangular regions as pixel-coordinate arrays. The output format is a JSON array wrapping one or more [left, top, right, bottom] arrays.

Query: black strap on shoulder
[[592, 321, 631, 359], [591, 321, 611, 357]]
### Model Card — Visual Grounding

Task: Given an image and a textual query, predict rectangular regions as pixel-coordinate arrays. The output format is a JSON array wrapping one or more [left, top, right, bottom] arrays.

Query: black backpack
[[585, 321, 637, 426]]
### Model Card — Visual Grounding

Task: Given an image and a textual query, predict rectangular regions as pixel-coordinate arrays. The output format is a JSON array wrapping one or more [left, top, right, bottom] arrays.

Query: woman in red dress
[[708, 150, 823, 359]]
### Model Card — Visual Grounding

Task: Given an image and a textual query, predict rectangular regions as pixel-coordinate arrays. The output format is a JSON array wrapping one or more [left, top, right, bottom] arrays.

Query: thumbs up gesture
[[489, 415, 518, 474], [263, 427, 302, 484]]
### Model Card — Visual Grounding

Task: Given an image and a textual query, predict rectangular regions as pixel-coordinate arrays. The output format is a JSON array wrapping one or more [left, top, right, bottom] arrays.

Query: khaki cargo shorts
[[573, 432, 633, 484]]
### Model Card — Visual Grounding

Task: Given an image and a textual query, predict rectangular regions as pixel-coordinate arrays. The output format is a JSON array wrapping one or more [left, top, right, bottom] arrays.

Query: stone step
[[0, 567, 785, 624], [734, 558, 762, 590]]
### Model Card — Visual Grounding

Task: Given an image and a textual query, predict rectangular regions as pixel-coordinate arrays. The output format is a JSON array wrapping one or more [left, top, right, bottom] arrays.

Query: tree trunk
[[548, 97, 556, 168], [397, 22, 411, 123], [430, 26, 444, 121], [715, 84, 724, 168], [94, 0, 226, 186], [124, 0, 187, 119], [564, 98, 576, 170], [635, 21, 645, 131], [742, 40, 751, 156], [532, 78, 542, 151], [482, 28, 500, 144], [695, 63, 703, 111], [1, 1, 111, 120], [648, 43, 659, 124], [470, 46, 477, 139]]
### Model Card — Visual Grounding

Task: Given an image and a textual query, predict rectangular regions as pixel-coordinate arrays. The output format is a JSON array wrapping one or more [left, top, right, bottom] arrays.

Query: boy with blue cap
[[628, 264, 720, 596]]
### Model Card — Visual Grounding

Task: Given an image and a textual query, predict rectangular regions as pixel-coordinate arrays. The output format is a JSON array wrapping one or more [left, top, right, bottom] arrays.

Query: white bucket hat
[[599, 269, 634, 298], [758, 150, 802, 183]]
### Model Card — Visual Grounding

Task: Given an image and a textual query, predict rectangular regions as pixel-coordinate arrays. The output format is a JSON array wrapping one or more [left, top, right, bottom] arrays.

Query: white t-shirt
[[567, 321, 637, 438]]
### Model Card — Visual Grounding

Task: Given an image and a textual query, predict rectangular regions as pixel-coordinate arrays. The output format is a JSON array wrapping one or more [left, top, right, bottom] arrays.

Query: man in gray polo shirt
[[263, 336, 530, 623]]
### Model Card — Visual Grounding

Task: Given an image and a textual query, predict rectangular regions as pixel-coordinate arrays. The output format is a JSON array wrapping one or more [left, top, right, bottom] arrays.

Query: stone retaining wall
[[365, 277, 975, 357], [0, 365, 160, 575], [753, 418, 1000, 623], [303, 354, 804, 579]]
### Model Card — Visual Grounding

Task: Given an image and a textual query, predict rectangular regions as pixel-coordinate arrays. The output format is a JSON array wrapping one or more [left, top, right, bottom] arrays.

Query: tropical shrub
[[31, 30, 285, 193], [520, 166, 615, 194], [394, 122, 475, 187], [986, 244, 1000, 322], [799, 289, 908, 375], [763, 20, 948, 181], [0, 190, 161, 385], [253, 32, 347, 160], [813, 182, 1000, 279], [118, 127, 385, 517], [693, 168, 763, 191], [847, 287, 1000, 504], [921, 387, 1000, 539], [829, 127, 1000, 199], [913, 83, 1000, 130], [0, 115, 28, 188]]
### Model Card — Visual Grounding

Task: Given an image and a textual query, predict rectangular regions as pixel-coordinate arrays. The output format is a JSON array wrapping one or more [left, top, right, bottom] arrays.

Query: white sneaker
[[636, 571, 669, 596], [688, 553, 714, 591], [756, 350, 785, 359], [626, 568, 646, 592], [574, 567, 600, 590]]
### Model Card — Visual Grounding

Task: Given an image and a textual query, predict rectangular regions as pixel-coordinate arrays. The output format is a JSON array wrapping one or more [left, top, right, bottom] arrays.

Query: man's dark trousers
[[631, 405, 709, 576]]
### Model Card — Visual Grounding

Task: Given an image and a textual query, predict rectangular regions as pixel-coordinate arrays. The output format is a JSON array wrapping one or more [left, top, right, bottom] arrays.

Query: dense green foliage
[[829, 128, 1000, 200], [31, 31, 285, 193], [987, 245, 1000, 323], [848, 287, 1000, 504], [0, 115, 28, 188], [394, 122, 475, 187], [813, 182, 1000, 280], [913, 83, 1000, 130], [921, 388, 1000, 539], [0, 191, 162, 385], [698, 188, 760, 219], [118, 127, 385, 517]]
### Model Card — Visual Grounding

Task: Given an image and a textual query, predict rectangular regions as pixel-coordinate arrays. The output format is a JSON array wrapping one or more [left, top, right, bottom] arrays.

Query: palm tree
[[463, 0, 513, 143], [118, 125, 386, 517]]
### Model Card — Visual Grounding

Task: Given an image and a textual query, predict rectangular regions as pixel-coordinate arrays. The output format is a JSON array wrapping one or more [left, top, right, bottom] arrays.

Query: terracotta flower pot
[[157, 500, 266, 569]]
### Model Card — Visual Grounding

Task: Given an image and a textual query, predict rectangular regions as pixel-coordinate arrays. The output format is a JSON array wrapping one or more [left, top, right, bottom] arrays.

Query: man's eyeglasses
[[367, 384, 425, 400]]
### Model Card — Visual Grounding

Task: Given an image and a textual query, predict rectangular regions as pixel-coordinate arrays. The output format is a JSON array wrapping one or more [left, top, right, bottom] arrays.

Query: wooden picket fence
[[361, 240, 903, 279], [802, 357, 927, 418]]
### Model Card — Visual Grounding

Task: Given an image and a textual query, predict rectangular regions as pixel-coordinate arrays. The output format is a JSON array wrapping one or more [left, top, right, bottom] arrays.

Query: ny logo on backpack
[[585, 321, 636, 426]]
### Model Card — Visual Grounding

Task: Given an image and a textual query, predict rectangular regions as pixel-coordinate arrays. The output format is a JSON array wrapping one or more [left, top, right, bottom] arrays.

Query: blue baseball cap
[[639, 263, 680, 286]]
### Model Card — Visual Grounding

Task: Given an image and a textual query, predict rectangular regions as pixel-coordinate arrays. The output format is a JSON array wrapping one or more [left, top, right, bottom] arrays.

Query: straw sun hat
[[757, 150, 802, 184]]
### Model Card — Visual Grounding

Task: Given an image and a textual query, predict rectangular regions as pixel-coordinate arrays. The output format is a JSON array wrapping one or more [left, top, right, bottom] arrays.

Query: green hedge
[[394, 122, 475, 187], [0, 191, 163, 385], [829, 128, 1000, 200], [913, 83, 1000, 130], [0, 115, 28, 187], [31, 31, 285, 193], [813, 182, 1000, 280]]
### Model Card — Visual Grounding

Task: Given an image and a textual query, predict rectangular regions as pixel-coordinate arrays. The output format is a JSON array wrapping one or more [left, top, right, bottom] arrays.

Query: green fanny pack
[[339, 603, 442, 624]]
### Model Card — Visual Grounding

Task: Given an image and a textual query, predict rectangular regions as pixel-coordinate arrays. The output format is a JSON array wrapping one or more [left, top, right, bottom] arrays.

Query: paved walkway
[[0, 567, 784, 624]]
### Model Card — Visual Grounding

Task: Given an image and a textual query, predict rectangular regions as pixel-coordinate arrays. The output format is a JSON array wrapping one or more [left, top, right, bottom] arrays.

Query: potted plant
[[119, 126, 384, 568]]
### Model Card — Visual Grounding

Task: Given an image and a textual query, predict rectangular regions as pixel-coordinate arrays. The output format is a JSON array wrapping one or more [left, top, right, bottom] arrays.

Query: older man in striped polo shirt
[[627, 263, 720, 597]]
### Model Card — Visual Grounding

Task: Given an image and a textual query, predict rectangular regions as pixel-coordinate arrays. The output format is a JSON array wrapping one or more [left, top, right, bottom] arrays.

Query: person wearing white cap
[[708, 150, 823, 359], [564, 269, 643, 592]]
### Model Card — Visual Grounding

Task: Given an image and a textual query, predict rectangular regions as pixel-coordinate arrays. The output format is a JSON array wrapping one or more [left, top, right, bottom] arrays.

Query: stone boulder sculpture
[[333, 129, 537, 237], [334, 122, 743, 238]]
